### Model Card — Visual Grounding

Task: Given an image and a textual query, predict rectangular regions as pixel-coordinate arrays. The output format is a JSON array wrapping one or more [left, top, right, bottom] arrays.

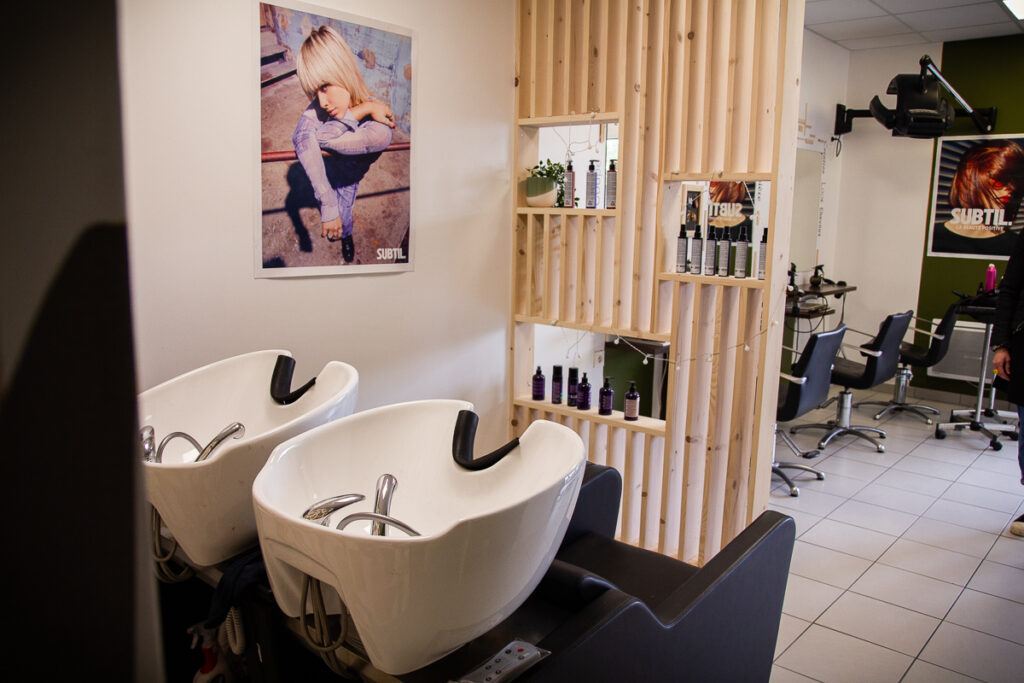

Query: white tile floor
[[770, 388, 1024, 683]]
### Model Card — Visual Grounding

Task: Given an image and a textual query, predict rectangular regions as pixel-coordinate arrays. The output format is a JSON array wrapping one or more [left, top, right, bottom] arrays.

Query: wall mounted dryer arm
[[270, 355, 317, 405], [919, 55, 995, 134], [452, 409, 520, 470]]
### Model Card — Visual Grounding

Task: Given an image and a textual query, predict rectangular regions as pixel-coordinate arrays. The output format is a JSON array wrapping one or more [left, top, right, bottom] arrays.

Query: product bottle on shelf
[[676, 223, 687, 273], [585, 160, 599, 209], [624, 381, 639, 421], [551, 365, 563, 404], [734, 225, 749, 278], [563, 161, 575, 208], [567, 367, 579, 407], [716, 228, 731, 277], [985, 263, 997, 291], [704, 227, 718, 276], [690, 224, 703, 275], [757, 228, 768, 280], [598, 377, 614, 416], [577, 372, 592, 410], [605, 160, 617, 209], [532, 366, 545, 401]]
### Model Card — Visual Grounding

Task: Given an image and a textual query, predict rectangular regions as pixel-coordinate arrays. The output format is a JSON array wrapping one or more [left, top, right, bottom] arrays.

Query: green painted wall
[[914, 35, 1024, 396]]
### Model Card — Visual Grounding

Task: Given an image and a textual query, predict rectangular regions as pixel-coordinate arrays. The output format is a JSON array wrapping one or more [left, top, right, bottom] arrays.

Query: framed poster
[[927, 134, 1024, 260], [256, 1, 413, 277]]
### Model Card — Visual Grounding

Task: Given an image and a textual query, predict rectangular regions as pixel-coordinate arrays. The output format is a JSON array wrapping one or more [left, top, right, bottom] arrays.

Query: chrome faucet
[[150, 422, 246, 463], [302, 494, 365, 526], [372, 473, 398, 536], [140, 426, 156, 462]]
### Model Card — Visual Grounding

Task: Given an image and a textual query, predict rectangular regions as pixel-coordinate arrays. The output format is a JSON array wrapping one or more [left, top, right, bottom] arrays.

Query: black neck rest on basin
[[270, 355, 316, 405], [452, 410, 520, 470]]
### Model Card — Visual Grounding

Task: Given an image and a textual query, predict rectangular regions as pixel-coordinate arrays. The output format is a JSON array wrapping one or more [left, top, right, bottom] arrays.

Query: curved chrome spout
[[372, 473, 398, 536], [152, 422, 246, 463], [302, 494, 365, 526], [337, 512, 420, 537], [195, 422, 246, 462], [155, 431, 202, 463]]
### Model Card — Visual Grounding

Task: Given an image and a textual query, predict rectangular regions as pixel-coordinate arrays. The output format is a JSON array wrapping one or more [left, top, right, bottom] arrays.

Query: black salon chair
[[774, 325, 847, 496], [791, 311, 913, 453], [855, 302, 958, 425]]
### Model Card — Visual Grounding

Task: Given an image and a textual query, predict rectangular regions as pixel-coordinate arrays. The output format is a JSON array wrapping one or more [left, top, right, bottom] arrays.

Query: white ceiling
[[805, 0, 1024, 50]]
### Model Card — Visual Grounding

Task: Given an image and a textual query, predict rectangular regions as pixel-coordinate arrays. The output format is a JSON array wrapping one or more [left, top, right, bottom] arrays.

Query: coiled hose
[[300, 575, 359, 679], [150, 506, 194, 583]]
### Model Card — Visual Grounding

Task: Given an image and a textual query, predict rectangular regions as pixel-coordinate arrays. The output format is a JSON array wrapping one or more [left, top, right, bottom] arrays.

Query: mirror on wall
[[790, 149, 823, 283]]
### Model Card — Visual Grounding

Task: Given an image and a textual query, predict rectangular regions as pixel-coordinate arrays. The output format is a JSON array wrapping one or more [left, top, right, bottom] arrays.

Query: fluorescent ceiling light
[[1005, 0, 1024, 21]]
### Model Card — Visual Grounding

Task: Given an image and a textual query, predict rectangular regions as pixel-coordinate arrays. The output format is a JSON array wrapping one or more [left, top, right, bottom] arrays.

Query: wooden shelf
[[513, 315, 671, 343], [516, 207, 617, 217], [517, 112, 619, 127], [658, 272, 768, 289], [514, 397, 666, 437], [662, 172, 773, 183]]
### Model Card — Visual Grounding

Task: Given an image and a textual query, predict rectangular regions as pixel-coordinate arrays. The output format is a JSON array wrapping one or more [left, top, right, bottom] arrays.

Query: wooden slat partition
[[512, 0, 802, 565]]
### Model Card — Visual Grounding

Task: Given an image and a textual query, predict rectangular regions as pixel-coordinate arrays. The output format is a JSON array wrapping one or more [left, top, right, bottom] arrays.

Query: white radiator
[[926, 319, 989, 384]]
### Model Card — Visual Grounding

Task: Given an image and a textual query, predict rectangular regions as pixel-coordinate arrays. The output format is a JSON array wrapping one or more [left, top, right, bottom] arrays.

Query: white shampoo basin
[[252, 399, 585, 674], [139, 350, 358, 567]]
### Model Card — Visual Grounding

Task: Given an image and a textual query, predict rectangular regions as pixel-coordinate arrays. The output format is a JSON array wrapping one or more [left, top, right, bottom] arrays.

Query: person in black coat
[[991, 229, 1024, 536]]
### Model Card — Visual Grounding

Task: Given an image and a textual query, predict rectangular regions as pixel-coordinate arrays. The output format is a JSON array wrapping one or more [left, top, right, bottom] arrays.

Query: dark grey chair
[[856, 301, 958, 424], [775, 325, 847, 495], [791, 311, 913, 453]]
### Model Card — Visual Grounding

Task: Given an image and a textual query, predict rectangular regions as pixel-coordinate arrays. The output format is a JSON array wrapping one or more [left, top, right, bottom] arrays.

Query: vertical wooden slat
[[724, 287, 763, 541], [706, 0, 732, 173], [582, 215, 597, 324], [588, 0, 609, 113], [515, 214, 528, 315], [535, 0, 554, 117], [754, 0, 781, 172], [598, 216, 615, 327], [685, 0, 711, 173], [591, 421, 608, 467], [609, 426, 627, 539], [617, 0, 646, 330], [663, 0, 686, 173], [571, 0, 592, 114], [634, 0, 665, 333], [681, 283, 717, 562], [552, 0, 571, 116], [525, 215, 537, 316], [643, 435, 665, 550], [661, 281, 692, 556], [701, 286, 739, 560], [730, 0, 756, 172], [541, 214, 552, 319], [625, 430, 645, 545]]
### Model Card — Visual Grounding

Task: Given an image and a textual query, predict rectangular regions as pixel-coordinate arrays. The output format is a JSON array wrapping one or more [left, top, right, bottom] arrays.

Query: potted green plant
[[525, 159, 568, 207]]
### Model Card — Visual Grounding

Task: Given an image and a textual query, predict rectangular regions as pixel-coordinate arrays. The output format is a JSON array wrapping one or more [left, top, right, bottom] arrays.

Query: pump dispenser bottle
[[532, 366, 545, 401], [563, 161, 575, 208], [624, 381, 640, 421], [585, 159, 599, 209], [985, 263, 997, 291], [577, 373, 592, 410], [757, 228, 768, 280], [567, 367, 579, 407], [552, 365, 563, 404], [605, 160, 617, 209], [598, 377, 614, 416], [717, 228, 731, 276], [676, 223, 687, 273], [734, 225, 749, 278], [704, 226, 718, 275], [690, 224, 703, 275]]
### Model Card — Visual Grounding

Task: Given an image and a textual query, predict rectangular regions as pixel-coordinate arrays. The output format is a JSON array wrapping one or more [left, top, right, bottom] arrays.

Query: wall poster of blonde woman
[[256, 1, 412, 277], [927, 134, 1024, 260]]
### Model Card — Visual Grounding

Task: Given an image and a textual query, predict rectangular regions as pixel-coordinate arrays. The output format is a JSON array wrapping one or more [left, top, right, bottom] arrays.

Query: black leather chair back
[[917, 301, 959, 366], [777, 325, 846, 423], [836, 310, 913, 389]]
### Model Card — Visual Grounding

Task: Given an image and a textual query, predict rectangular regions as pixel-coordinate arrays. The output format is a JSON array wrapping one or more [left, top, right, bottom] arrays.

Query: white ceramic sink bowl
[[252, 399, 585, 674], [139, 350, 358, 567]]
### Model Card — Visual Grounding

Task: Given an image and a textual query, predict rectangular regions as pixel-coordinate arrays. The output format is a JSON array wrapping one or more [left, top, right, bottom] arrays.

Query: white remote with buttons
[[452, 640, 548, 683]]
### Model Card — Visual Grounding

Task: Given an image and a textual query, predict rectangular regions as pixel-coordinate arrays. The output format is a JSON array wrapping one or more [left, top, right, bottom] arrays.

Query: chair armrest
[[841, 342, 882, 357], [780, 372, 806, 385]]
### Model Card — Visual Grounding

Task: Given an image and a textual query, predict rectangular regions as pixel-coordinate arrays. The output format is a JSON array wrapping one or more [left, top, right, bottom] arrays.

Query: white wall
[[833, 43, 941, 336], [119, 0, 515, 447]]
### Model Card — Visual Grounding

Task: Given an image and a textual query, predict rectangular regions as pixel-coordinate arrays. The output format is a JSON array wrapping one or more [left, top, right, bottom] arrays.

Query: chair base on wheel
[[855, 366, 939, 425], [773, 425, 825, 496], [791, 389, 887, 453]]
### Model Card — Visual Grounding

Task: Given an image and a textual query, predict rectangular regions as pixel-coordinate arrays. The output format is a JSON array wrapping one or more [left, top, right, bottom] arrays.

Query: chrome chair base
[[855, 366, 939, 425], [773, 425, 825, 497], [790, 389, 887, 453]]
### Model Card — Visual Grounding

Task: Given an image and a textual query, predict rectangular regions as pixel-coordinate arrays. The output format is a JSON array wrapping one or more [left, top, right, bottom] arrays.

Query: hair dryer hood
[[869, 73, 954, 139]]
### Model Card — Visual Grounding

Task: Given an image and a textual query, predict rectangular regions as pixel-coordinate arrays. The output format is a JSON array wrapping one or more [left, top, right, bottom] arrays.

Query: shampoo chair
[[402, 463, 796, 682]]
